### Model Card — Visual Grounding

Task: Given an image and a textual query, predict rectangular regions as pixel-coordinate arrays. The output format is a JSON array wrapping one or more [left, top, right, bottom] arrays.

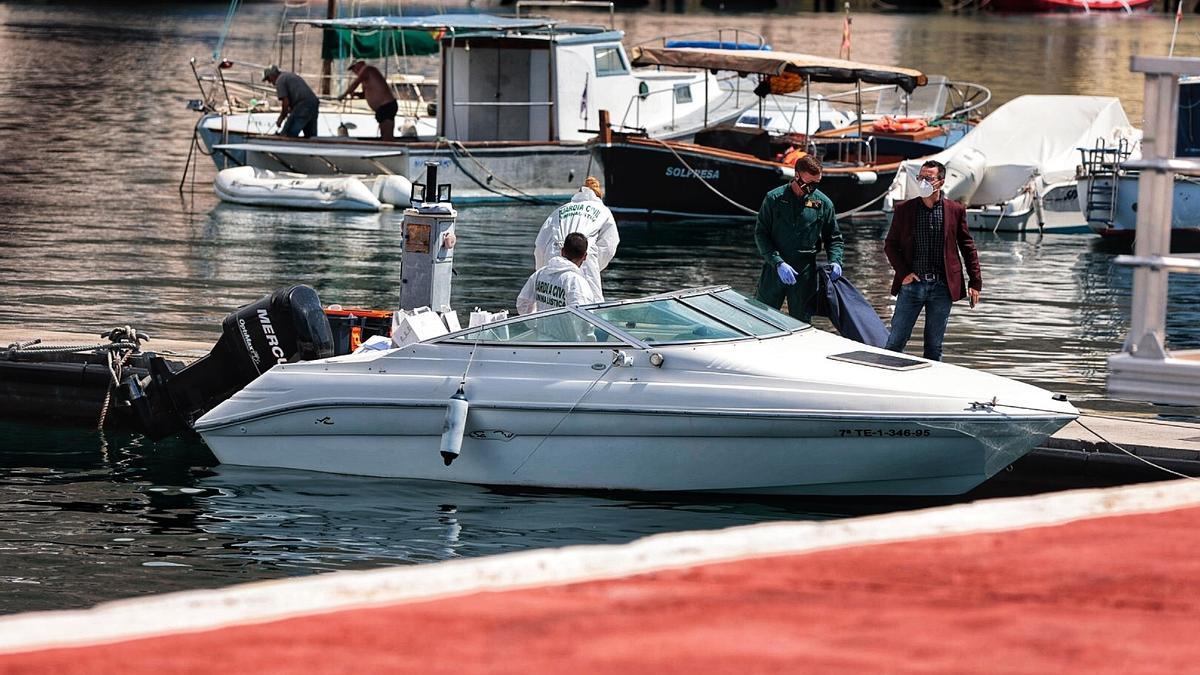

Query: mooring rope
[[445, 139, 546, 204], [649, 138, 758, 216], [6, 327, 147, 432], [985, 401, 1199, 481]]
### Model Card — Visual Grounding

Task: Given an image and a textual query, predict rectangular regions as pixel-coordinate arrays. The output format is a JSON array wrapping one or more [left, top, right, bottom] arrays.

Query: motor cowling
[[132, 285, 333, 438]]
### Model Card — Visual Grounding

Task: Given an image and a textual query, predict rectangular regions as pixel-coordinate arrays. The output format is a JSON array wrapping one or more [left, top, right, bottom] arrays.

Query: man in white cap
[[263, 65, 320, 138], [533, 176, 619, 301]]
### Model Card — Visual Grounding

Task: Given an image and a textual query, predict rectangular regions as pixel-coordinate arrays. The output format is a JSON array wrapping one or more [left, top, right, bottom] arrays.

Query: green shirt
[[753, 183, 844, 268]]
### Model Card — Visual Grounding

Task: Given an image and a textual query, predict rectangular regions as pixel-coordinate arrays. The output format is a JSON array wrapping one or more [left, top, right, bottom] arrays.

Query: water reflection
[[0, 420, 850, 613], [4, 2, 1200, 614]]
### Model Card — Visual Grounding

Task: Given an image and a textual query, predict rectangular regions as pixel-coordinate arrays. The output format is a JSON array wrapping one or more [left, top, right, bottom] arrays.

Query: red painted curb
[[5, 506, 1199, 674]]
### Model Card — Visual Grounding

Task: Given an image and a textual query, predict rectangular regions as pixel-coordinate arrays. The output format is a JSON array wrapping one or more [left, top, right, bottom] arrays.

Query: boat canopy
[[630, 47, 927, 92], [297, 14, 563, 60], [294, 14, 559, 32]]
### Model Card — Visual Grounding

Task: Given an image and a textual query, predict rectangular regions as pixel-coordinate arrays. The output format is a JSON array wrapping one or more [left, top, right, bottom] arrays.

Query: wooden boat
[[593, 48, 983, 221]]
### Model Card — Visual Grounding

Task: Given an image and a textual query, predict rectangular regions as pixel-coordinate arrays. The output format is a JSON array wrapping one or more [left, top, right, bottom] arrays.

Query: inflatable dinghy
[[214, 167, 412, 211]]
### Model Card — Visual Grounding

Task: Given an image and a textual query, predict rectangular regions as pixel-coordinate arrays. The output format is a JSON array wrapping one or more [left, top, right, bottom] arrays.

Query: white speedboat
[[194, 286, 1077, 496], [213, 166, 412, 211]]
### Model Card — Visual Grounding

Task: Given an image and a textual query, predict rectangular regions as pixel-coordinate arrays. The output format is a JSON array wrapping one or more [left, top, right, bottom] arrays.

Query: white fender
[[439, 385, 469, 466], [374, 175, 414, 207]]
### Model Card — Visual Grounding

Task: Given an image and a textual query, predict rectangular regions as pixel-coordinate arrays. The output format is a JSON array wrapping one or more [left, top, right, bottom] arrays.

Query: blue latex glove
[[829, 262, 842, 282], [777, 262, 797, 285]]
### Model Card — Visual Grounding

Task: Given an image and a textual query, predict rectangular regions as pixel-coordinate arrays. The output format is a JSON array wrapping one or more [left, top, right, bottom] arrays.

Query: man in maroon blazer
[[883, 160, 982, 361]]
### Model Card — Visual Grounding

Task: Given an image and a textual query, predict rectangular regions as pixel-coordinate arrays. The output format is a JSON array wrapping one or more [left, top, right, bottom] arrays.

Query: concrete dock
[[1, 479, 1198, 673]]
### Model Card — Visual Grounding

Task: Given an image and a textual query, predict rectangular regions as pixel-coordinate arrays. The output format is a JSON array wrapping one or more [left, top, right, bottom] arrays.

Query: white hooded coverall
[[517, 256, 601, 315], [533, 188, 619, 300]]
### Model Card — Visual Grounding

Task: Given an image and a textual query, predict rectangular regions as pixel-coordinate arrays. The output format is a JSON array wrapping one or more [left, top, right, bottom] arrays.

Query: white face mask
[[916, 178, 936, 199]]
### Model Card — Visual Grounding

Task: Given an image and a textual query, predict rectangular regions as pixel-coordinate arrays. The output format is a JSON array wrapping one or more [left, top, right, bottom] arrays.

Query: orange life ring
[[780, 146, 806, 166], [874, 115, 928, 133], [767, 72, 804, 95]]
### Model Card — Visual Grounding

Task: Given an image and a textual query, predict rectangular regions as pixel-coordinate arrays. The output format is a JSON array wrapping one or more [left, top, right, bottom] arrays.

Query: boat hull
[[198, 404, 1068, 496], [964, 181, 1091, 234], [199, 125, 589, 205], [1078, 174, 1200, 241], [595, 139, 893, 222]]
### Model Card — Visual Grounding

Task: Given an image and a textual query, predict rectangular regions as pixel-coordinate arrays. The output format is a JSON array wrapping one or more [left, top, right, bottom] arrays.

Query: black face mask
[[796, 180, 817, 195]]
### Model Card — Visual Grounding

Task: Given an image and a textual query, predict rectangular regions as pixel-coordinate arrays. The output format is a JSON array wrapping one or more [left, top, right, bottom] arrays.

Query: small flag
[[840, 3, 852, 60], [580, 72, 590, 120]]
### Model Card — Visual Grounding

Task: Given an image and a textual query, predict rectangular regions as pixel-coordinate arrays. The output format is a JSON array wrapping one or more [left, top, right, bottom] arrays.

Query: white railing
[[1107, 55, 1200, 406], [630, 28, 767, 50]]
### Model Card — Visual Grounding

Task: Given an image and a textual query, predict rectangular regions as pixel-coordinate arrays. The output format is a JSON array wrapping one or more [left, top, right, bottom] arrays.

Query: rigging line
[[445, 140, 547, 203], [650, 138, 758, 215], [213, 0, 242, 61], [442, 146, 543, 205], [836, 189, 887, 218], [511, 357, 615, 475], [446, 139, 539, 197]]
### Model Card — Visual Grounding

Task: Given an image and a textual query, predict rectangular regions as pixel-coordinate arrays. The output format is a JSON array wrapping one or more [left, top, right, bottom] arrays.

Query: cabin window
[[446, 311, 623, 345], [674, 83, 693, 104], [594, 45, 629, 77]]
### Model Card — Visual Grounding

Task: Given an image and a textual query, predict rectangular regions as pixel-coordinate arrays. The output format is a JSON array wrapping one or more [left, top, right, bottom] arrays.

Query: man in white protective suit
[[517, 232, 601, 316], [533, 176, 619, 300]]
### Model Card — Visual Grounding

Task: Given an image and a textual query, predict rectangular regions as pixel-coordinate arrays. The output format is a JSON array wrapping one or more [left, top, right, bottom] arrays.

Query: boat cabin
[[294, 14, 739, 144]]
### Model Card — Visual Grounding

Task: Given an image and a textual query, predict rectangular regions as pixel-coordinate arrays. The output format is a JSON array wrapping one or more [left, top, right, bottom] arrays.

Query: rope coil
[[6, 327, 148, 431]]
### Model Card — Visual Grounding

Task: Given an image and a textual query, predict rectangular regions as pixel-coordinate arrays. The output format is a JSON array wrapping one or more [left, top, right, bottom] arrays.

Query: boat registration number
[[839, 429, 931, 438]]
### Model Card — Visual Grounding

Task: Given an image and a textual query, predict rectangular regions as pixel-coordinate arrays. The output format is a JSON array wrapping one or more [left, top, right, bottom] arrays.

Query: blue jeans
[[886, 279, 952, 361], [282, 103, 319, 138]]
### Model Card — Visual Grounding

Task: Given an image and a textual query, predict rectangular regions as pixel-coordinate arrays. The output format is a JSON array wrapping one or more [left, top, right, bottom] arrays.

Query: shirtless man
[[338, 60, 399, 140]]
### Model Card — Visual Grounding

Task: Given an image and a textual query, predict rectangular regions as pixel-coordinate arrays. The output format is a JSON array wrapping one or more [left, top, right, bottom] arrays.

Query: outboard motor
[[127, 285, 333, 438]]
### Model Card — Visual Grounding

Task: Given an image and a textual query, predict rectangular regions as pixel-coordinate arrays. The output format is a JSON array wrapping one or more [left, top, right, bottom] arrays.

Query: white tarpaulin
[[890, 95, 1140, 206]]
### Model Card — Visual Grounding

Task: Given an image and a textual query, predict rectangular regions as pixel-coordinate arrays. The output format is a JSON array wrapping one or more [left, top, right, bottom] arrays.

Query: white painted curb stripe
[[1, 478, 1198, 655]]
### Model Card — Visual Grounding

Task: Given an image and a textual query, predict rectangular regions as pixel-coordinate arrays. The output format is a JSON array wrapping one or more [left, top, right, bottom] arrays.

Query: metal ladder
[[273, 0, 312, 71], [1078, 138, 1131, 228]]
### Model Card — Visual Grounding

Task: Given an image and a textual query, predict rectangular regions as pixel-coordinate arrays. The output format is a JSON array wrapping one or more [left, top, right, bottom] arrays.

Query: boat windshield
[[446, 311, 625, 345], [440, 288, 807, 346], [587, 294, 792, 344], [710, 289, 809, 331]]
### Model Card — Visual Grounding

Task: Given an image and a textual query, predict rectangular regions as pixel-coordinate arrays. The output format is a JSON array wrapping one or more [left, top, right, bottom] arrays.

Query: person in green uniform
[[754, 155, 845, 321]]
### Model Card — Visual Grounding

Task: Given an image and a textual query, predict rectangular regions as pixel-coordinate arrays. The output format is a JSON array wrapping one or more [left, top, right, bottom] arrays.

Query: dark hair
[[795, 155, 822, 176], [562, 232, 588, 260], [921, 159, 946, 181]]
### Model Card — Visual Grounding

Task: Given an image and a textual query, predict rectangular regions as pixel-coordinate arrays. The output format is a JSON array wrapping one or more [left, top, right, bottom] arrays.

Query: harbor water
[[1, 2, 1199, 614]]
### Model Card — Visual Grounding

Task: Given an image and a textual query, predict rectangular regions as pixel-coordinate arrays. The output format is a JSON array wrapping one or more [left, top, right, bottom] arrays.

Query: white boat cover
[[891, 95, 1140, 205]]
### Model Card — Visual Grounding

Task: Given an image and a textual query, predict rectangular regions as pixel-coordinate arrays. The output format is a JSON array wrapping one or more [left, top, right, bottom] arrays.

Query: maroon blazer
[[883, 197, 982, 302]]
